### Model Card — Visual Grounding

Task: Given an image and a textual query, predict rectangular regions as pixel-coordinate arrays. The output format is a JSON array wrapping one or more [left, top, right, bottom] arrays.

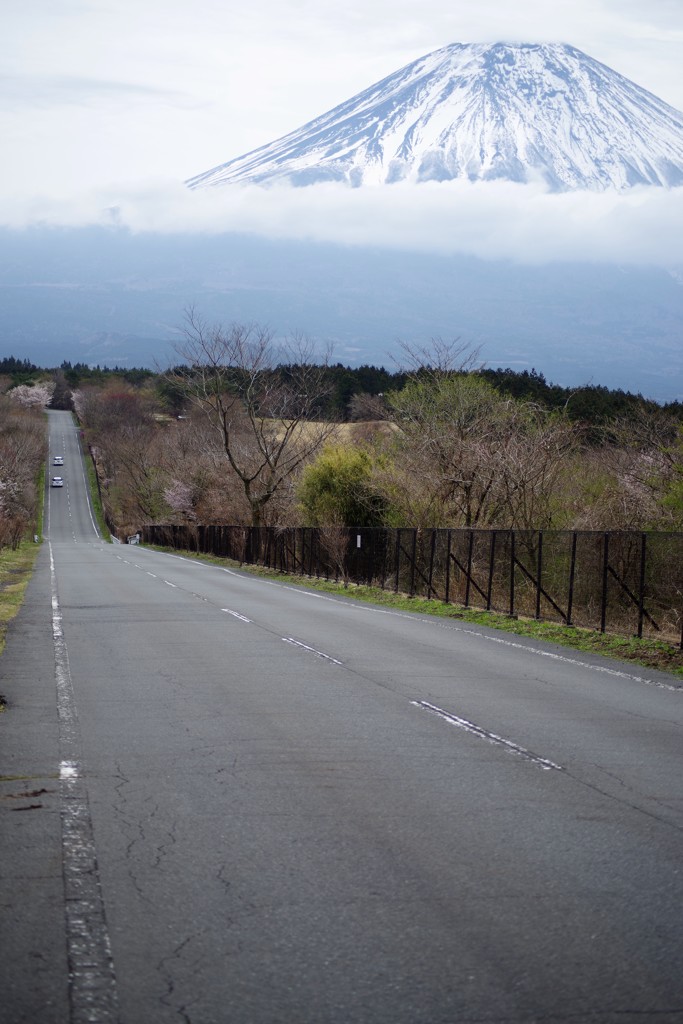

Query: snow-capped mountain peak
[[187, 42, 683, 193]]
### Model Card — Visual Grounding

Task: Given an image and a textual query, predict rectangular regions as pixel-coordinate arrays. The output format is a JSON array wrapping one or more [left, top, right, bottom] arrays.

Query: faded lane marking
[[49, 542, 119, 1021], [411, 700, 563, 771], [222, 608, 252, 623]]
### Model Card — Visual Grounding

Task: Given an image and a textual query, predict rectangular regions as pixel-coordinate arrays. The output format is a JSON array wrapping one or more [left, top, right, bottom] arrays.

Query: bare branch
[[394, 336, 483, 379], [164, 310, 335, 526]]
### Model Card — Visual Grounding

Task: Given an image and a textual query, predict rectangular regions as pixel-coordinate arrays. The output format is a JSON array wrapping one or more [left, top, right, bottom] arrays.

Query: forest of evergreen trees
[[0, 355, 680, 427]]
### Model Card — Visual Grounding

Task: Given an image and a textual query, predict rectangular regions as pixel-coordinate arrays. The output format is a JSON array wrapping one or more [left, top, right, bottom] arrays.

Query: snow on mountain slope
[[187, 42, 683, 192]]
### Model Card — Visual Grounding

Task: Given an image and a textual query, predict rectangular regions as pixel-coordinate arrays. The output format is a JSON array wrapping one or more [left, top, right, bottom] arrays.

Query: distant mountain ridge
[[187, 42, 683, 192], [1, 228, 682, 402]]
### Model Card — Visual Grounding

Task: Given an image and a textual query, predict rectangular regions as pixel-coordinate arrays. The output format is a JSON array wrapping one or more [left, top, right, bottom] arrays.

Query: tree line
[[1, 320, 682, 544], [1, 354, 680, 427]]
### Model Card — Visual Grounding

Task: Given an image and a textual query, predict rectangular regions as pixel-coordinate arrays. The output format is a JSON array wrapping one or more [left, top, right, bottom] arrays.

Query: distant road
[[1, 408, 683, 1024]]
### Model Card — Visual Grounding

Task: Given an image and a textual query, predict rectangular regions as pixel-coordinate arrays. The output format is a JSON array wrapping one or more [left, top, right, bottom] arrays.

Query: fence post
[[427, 529, 436, 599], [601, 532, 610, 633], [637, 533, 647, 639], [409, 529, 417, 597], [567, 532, 577, 626], [509, 530, 515, 617], [535, 531, 543, 619], [486, 531, 496, 611], [394, 529, 401, 593], [465, 530, 474, 608], [445, 530, 452, 605], [368, 529, 376, 586]]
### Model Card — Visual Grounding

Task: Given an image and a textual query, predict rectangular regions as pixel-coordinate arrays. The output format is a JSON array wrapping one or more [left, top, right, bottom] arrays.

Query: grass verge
[[147, 545, 683, 681], [0, 540, 41, 708]]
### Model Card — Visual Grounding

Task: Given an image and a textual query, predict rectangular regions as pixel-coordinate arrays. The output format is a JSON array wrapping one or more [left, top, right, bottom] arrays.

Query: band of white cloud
[[2, 178, 682, 267]]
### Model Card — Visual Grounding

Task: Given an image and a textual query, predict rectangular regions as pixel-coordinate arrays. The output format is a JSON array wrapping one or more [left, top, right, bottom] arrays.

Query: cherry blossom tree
[[0, 396, 46, 547], [8, 382, 55, 409]]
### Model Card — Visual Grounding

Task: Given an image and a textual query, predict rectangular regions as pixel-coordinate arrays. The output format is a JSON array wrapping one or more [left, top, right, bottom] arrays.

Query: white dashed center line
[[282, 638, 343, 665], [222, 608, 252, 623], [411, 700, 563, 771]]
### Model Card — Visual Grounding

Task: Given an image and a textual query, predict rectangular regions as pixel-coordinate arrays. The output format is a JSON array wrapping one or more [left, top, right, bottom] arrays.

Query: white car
[[51, 476, 64, 488], [53, 455, 64, 466]]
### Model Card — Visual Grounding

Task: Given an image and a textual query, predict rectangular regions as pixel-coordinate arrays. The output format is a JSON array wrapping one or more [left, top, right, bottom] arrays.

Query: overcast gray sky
[[2, 0, 683, 263]]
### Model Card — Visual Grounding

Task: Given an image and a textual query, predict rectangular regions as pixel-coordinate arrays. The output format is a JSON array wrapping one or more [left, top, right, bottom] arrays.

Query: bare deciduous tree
[[0, 396, 46, 547], [347, 392, 389, 422], [167, 309, 335, 527], [318, 524, 351, 586], [384, 373, 579, 529], [559, 406, 683, 531], [386, 373, 510, 527], [491, 405, 580, 530], [395, 336, 482, 377]]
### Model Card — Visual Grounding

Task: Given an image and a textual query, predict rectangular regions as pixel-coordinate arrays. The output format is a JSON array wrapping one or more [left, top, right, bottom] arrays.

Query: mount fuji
[[187, 42, 683, 193]]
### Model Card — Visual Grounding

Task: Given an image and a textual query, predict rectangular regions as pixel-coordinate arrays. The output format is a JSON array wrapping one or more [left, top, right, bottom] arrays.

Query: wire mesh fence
[[141, 524, 683, 648]]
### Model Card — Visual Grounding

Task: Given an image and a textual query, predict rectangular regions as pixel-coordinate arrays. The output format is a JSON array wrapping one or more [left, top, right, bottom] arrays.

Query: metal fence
[[141, 524, 683, 648]]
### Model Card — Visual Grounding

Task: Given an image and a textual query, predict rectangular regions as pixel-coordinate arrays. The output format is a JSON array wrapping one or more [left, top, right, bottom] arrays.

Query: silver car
[[51, 476, 64, 488]]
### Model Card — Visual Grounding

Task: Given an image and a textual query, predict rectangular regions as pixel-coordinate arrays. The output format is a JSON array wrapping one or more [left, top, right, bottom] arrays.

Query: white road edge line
[[282, 637, 343, 665], [411, 699, 563, 771], [76, 437, 101, 539], [49, 542, 119, 1019]]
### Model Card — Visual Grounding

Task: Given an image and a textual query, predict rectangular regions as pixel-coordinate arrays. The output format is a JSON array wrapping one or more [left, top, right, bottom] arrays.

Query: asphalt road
[[1, 408, 683, 1024]]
